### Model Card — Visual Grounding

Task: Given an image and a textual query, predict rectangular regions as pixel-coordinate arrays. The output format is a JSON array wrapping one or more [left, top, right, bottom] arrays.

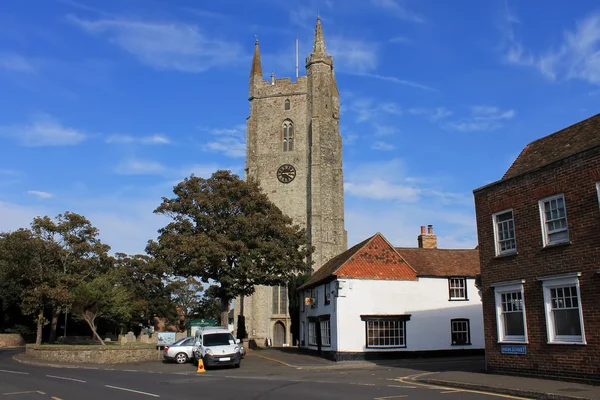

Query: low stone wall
[[26, 344, 162, 364], [0, 334, 25, 347]]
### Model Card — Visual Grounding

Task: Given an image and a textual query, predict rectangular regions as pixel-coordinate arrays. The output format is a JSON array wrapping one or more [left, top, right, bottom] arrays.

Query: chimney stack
[[418, 224, 437, 249]]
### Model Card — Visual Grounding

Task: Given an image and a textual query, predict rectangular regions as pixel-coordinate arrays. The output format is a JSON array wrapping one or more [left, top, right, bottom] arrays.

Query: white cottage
[[297, 228, 484, 361]]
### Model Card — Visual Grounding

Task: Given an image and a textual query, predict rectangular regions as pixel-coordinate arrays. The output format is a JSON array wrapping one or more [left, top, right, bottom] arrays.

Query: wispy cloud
[[371, 0, 424, 24], [66, 15, 246, 73], [408, 107, 453, 121], [106, 134, 171, 145], [0, 53, 36, 73], [0, 114, 86, 146], [445, 106, 515, 132], [346, 179, 420, 201], [201, 124, 246, 158], [353, 72, 436, 92], [371, 141, 396, 151], [27, 190, 54, 199], [347, 98, 402, 123], [501, 5, 600, 86], [372, 124, 398, 136], [114, 158, 166, 175]]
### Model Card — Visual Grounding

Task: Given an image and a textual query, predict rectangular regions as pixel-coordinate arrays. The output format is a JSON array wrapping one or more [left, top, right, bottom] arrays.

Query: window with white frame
[[308, 321, 317, 345], [451, 319, 471, 345], [449, 278, 467, 300], [320, 319, 331, 346], [539, 273, 586, 344], [310, 287, 317, 308], [493, 209, 516, 255], [539, 194, 569, 246], [596, 182, 600, 207], [492, 281, 527, 343], [324, 282, 331, 305], [364, 318, 406, 348]]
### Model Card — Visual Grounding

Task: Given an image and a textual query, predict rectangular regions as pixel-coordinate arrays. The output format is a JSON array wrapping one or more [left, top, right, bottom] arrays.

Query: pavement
[[7, 347, 600, 400]]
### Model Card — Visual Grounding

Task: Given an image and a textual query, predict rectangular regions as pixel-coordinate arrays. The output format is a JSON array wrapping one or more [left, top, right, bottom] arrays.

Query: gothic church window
[[272, 285, 288, 315], [284, 99, 291, 110], [283, 120, 294, 152]]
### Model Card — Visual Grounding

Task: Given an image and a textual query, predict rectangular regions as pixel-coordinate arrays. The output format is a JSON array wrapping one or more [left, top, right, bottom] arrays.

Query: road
[[0, 349, 530, 400]]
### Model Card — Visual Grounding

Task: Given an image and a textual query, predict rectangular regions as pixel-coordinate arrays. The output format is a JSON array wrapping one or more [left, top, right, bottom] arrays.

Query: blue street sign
[[501, 345, 526, 354]]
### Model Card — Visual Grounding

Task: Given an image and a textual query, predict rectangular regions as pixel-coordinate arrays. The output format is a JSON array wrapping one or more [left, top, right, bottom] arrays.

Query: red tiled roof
[[503, 113, 600, 180], [394, 248, 480, 277], [299, 233, 417, 289]]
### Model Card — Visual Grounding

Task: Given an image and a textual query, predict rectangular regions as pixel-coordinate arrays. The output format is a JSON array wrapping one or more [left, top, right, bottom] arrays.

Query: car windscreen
[[203, 333, 234, 346], [172, 337, 189, 346]]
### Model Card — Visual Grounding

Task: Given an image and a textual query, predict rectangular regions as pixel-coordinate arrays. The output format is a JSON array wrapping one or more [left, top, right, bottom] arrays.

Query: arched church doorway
[[273, 321, 286, 346]]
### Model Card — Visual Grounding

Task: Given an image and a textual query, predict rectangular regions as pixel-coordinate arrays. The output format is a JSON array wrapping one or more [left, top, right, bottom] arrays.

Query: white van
[[193, 327, 242, 368]]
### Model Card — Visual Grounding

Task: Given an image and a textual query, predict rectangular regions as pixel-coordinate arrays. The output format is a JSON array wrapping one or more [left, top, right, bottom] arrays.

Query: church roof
[[298, 233, 418, 290], [299, 233, 481, 290], [502, 112, 600, 181], [250, 39, 262, 78]]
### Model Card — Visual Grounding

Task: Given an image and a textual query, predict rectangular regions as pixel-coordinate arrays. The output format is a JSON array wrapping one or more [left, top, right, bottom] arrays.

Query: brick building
[[473, 113, 600, 383]]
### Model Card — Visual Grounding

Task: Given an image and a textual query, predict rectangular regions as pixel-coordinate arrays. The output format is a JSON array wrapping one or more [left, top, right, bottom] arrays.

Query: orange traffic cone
[[197, 358, 205, 373]]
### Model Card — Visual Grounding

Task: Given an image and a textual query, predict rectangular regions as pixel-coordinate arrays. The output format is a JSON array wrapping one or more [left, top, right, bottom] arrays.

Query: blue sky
[[1, 0, 599, 255]]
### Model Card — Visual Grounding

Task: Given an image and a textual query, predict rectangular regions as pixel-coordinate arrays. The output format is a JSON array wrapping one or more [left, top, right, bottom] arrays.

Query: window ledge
[[542, 241, 571, 250], [494, 251, 518, 259], [547, 340, 587, 345], [448, 298, 469, 302], [451, 343, 472, 346], [497, 340, 528, 344]]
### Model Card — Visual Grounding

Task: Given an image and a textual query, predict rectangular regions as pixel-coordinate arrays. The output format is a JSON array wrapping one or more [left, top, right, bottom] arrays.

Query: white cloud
[[345, 179, 420, 201], [408, 107, 453, 121], [372, 124, 398, 136], [0, 114, 86, 146], [27, 190, 54, 199], [106, 134, 171, 145], [0, 53, 36, 73], [114, 158, 166, 175], [371, 141, 396, 151], [371, 0, 424, 24], [502, 8, 600, 86], [327, 37, 379, 73], [66, 15, 245, 73], [445, 106, 515, 132]]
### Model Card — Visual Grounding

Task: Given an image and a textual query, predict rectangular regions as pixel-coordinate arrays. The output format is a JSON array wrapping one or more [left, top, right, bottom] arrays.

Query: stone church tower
[[234, 18, 347, 347]]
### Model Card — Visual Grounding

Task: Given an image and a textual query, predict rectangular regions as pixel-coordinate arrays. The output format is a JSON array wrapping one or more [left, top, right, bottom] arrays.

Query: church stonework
[[234, 18, 347, 347]]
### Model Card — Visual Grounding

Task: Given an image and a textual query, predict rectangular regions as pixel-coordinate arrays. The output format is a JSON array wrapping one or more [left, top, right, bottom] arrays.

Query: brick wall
[[474, 147, 600, 383]]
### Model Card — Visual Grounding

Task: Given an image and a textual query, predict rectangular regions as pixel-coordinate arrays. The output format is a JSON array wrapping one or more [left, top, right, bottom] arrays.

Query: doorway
[[273, 321, 286, 346]]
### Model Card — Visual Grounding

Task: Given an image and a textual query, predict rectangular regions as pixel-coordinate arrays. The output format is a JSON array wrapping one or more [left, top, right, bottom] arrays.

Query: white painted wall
[[299, 277, 484, 354]]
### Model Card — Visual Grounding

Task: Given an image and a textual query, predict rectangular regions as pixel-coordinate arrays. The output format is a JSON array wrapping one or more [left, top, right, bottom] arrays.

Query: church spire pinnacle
[[312, 17, 326, 55], [250, 37, 262, 78]]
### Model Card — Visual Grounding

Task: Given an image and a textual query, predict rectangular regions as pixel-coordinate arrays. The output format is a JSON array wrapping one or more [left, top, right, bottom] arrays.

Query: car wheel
[[175, 352, 188, 364], [234, 362, 241, 368]]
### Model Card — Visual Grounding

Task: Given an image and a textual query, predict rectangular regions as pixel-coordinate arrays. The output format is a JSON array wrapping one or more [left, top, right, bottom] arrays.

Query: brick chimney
[[418, 224, 437, 249]]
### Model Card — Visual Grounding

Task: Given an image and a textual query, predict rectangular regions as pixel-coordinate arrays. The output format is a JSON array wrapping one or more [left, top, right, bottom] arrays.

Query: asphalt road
[[0, 349, 529, 400]]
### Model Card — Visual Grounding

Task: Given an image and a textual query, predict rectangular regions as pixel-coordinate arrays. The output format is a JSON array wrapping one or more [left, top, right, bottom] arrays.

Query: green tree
[[113, 253, 178, 331], [71, 269, 135, 345], [30, 212, 111, 343], [168, 276, 203, 330], [147, 170, 313, 327], [194, 285, 222, 322]]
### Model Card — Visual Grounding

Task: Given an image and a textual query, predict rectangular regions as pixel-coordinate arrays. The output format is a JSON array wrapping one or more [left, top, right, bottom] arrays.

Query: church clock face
[[276, 164, 296, 183]]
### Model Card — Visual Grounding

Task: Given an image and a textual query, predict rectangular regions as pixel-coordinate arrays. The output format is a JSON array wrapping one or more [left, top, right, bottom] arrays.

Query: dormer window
[[284, 99, 291, 110], [283, 120, 294, 152]]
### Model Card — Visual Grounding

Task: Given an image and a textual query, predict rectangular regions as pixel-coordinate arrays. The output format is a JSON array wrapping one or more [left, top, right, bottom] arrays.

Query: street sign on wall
[[501, 345, 526, 355]]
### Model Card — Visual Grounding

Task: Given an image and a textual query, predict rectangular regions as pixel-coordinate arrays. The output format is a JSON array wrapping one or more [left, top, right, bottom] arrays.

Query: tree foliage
[[147, 170, 313, 326]]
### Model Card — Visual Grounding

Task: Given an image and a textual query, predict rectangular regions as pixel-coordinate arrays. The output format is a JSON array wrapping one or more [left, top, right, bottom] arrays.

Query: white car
[[193, 327, 242, 368], [163, 337, 195, 364]]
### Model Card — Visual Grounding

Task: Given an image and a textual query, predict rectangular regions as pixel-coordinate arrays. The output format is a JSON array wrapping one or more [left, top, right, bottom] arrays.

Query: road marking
[[396, 374, 532, 400], [46, 375, 87, 383], [51, 397, 63, 400], [375, 396, 407, 399], [0, 369, 29, 375], [105, 385, 160, 397], [123, 369, 138, 372], [440, 390, 463, 394], [387, 385, 416, 389], [3, 391, 44, 396]]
